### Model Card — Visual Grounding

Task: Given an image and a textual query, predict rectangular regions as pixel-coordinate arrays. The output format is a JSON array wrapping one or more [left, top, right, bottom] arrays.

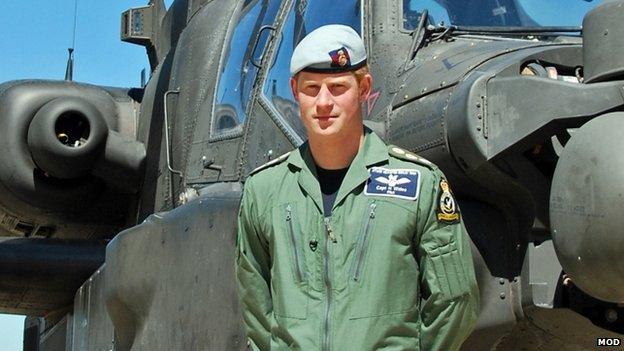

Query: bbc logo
[[597, 337, 621, 346]]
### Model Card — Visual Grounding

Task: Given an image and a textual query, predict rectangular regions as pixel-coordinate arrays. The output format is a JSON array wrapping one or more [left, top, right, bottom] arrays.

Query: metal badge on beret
[[436, 179, 460, 224], [329, 47, 351, 68]]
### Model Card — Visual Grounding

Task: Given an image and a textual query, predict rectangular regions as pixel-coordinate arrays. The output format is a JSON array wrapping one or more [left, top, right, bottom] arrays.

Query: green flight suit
[[236, 130, 479, 351]]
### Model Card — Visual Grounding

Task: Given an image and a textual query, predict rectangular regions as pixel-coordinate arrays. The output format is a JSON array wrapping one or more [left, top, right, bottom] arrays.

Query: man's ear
[[290, 77, 299, 102], [359, 73, 373, 102]]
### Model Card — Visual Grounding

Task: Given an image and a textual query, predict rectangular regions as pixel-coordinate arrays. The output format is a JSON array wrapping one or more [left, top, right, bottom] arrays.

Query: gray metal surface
[[460, 240, 518, 351], [486, 77, 623, 157], [104, 183, 245, 350], [72, 267, 115, 351], [40, 314, 70, 351], [583, 0, 624, 83], [0, 81, 141, 237], [550, 112, 624, 303], [528, 241, 561, 308], [0, 79, 144, 313], [0, 238, 105, 316]]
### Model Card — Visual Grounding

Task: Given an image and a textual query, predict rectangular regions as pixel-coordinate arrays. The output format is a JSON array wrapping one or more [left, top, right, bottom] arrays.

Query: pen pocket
[[351, 201, 377, 282], [286, 204, 306, 283]]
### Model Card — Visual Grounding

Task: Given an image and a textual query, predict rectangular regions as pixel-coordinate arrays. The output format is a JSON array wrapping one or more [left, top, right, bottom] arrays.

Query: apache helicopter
[[1, 0, 623, 349]]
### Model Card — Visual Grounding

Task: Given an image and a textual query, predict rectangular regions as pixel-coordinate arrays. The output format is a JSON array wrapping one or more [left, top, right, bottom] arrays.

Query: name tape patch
[[364, 167, 420, 200]]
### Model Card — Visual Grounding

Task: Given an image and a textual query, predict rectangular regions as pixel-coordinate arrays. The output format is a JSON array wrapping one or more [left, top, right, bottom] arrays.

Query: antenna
[[141, 68, 146, 88], [65, 0, 79, 81], [64, 48, 74, 81]]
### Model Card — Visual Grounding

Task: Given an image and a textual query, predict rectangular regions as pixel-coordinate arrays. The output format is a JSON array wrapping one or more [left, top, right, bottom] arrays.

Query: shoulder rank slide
[[365, 167, 420, 201], [436, 179, 460, 224], [249, 151, 291, 176], [388, 145, 436, 170]]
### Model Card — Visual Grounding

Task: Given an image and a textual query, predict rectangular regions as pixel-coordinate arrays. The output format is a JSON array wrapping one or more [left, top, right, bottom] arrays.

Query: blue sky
[[0, 1, 171, 349]]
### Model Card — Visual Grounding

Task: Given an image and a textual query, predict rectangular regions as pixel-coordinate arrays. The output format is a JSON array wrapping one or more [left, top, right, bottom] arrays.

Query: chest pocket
[[269, 202, 310, 319], [348, 199, 420, 319]]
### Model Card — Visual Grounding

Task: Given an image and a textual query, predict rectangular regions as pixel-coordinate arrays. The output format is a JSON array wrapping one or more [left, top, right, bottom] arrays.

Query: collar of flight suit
[[286, 127, 389, 214]]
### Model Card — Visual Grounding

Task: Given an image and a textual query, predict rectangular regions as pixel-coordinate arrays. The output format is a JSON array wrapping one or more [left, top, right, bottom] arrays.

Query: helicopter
[[1, 0, 624, 349]]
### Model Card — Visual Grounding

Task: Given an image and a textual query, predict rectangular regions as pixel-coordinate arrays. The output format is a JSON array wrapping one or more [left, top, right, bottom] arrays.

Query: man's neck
[[308, 129, 365, 170]]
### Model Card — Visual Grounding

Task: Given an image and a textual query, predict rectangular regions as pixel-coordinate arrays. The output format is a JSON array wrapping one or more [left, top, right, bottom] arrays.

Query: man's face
[[290, 70, 372, 139]]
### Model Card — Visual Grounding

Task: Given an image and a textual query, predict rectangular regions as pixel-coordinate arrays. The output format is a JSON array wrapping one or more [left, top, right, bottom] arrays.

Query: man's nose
[[316, 85, 333, 112]]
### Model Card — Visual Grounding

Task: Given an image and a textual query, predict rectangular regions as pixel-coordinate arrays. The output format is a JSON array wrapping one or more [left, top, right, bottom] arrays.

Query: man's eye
[[330, 84, 347, 93], [303, 85, 320, 94]]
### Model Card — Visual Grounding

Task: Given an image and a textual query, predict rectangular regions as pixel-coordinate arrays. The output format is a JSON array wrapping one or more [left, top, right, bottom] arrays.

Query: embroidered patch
[[329, 47, 351, 67], [436, 179, 460, 224], [364, 167, 420, 200]]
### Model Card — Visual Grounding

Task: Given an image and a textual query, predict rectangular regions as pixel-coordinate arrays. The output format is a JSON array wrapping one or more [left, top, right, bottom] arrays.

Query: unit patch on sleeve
[[364, 167, 420, 200], [436, 179, 460, 224]]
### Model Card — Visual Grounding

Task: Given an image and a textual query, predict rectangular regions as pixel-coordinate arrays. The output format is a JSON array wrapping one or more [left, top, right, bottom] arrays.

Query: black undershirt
[[316, 165, 349, 217]]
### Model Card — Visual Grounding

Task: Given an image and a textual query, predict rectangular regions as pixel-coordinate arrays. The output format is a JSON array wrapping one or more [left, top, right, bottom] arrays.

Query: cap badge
[[329, 47, 351, 68]]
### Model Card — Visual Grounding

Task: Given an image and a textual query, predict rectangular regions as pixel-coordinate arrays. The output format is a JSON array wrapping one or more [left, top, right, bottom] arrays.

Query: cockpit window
[[212, 0, 281, 137], [262, 0, 362, 138], [403, 0, 603, 30]]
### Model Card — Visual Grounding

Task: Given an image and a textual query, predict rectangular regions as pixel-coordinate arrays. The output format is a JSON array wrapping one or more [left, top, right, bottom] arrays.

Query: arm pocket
[[428, 241, 470, 301]]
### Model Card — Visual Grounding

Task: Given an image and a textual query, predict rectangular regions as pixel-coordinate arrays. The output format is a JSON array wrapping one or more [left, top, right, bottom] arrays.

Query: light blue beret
[[290, 24, 367, 76]]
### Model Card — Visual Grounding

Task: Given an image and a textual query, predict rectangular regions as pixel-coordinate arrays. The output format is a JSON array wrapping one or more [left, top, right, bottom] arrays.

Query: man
[[236, 24, 479, 350]]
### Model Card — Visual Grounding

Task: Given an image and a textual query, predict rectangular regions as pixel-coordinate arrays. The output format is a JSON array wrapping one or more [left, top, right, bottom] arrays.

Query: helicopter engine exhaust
[[0, 80, 145, 240], [27, 96, 145, 192]]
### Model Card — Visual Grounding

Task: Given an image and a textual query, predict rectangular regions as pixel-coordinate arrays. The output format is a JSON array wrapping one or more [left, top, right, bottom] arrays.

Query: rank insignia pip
[[365, 167, 420, 200], [436, 179, 460, 224], [329, 47, 351, 67]]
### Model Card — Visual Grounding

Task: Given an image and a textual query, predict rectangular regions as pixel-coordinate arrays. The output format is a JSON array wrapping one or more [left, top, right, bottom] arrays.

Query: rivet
[[499, 278, 505, 285], [500, 293, 506, 299], [605, 309, 618, 323]]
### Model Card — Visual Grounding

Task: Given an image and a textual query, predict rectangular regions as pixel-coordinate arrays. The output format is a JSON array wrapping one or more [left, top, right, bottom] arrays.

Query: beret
[[290, 24, 367, 76]]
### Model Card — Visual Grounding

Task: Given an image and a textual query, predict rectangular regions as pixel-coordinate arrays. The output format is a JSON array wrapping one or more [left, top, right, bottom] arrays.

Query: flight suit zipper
[[353, 202, 377, 281], [286, 205, 304, 282], [323, 217, 334, 351]]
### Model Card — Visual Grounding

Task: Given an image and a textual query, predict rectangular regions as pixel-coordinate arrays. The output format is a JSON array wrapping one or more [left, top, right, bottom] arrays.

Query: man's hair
[[353, 65, 370, 85]]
